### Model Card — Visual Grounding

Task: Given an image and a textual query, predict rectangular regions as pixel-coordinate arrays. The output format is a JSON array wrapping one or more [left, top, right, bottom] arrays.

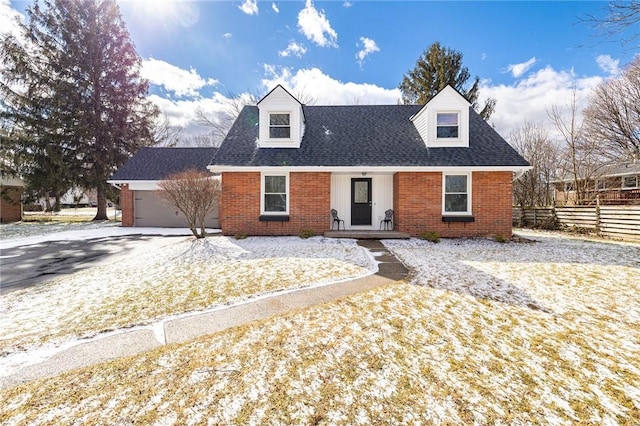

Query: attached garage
[[108, 147, 219, 229], [132, 189, 219, 228]]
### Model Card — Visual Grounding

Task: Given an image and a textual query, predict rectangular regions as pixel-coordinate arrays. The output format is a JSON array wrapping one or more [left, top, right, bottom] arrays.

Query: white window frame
[[442, 172, 472, 215], [622, 175, 638, 189], [596, 179, 606, 191], [436, 111, 460, 140], [261, 172, 289, 215], [268, 112, 291, 140]]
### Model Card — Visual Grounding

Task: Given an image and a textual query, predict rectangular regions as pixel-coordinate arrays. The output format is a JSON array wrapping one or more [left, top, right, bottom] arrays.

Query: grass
[[1, 231, 639, 424], [2, 279, 638, 424], [0, 238, 371, 354]]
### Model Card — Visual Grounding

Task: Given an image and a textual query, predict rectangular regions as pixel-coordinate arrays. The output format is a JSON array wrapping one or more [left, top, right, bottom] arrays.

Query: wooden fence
[[513, 205, 640, 242]]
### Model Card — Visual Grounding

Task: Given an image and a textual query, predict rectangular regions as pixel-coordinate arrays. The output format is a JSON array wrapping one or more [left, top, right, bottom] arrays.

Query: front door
[[351, 178, 372, 225]]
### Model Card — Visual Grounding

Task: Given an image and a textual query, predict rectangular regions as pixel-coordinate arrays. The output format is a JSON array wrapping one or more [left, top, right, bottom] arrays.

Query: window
[[269, 113, 290, 139], [443, 174, 471, 214], [262, 174, 288, 213], [436, 112, 459, 138], [622, 175, 638, 189]]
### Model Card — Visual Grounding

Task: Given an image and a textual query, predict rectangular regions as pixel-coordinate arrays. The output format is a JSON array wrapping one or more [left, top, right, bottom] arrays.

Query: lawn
[[1, 229, 639, 424]]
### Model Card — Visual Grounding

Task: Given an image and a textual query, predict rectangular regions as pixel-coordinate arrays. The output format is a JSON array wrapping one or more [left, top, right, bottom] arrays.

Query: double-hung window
[[269, 113, 291, 139], [436, 112, 459, 139], [262, 174, 288, 214], [622, 175, 638, 189], [443, 173, 471, 214]]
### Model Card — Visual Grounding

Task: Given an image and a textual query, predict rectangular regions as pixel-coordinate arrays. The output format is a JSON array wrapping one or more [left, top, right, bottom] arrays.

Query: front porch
[[323, 230, 410, 239]]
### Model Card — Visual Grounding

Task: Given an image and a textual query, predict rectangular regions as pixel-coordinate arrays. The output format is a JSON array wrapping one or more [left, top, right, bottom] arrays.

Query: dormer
[[257, 85, 305, 148], [410, 85, 470, 148]]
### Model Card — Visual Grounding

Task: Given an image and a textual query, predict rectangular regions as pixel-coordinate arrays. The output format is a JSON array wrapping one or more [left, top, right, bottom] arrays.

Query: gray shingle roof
[[110, 147, 217, 181], [212, 105, 529, 168]]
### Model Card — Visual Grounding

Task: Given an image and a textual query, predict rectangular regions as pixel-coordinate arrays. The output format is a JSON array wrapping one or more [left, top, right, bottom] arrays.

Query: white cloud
[[297, 0, 338, 48], [0, 0, 25, 40], [141, 59, 218, 98], [223, 33, 233, 39], [507, 57, 537, 78], [239, 0, 258, 15], [343, 1, 353, 7], [261, 66, 400, 105], [596, 54, 620, 75], [279, 42, 307, 58], [480, 66, 603, 139], [272, 2, 279, 13], [356, 37, 380, 68]]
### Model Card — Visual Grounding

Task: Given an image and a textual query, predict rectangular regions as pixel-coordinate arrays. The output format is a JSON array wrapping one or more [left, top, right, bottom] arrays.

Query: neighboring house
[[553, 162, 640, 206], [38, 188, 97, 209], [108, 147, 219, 227], [0, 170, 24, 223], [208, 85, 530, 238]]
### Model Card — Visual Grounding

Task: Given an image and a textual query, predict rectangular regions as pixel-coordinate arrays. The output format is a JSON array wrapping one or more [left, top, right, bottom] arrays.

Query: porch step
[[323, 230, 410, 239]]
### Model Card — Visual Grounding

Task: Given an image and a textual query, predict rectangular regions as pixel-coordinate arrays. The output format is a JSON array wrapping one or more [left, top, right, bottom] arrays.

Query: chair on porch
[[380, 209, 394, 230], [331, 209, 345, 230]]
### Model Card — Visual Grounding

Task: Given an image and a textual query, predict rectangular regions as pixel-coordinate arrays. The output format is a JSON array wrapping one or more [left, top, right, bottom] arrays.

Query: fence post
[[595, 195, 601, 235]]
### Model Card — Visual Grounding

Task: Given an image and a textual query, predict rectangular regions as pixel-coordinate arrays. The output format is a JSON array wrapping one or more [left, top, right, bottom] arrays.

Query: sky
[[1, 0, 638, 143]]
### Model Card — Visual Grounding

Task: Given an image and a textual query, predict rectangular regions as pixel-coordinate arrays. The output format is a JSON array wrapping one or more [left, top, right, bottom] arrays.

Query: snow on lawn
[[1, 230, 639, 424], [0, 234, 375, 357]]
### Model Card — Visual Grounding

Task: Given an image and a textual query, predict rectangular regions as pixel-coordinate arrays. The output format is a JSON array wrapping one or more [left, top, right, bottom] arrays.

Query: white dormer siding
[[410, 85, 470, 148], [257, 85, 305, 148]]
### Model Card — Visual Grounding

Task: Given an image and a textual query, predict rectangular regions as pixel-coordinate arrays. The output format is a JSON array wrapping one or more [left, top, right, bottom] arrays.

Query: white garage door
[[134, 190, 219, 228]]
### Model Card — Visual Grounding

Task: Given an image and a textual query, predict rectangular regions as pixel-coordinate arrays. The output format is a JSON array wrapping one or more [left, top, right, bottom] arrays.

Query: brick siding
[[221, 172, 331, 236], [0, 186, 23, 223], [120, 184, 134, 227], [394, 171, 513, 238]]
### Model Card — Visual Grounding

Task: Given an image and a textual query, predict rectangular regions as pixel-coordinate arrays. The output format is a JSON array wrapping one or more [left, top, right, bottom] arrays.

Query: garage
[[133, 190, 219, 228], [108, 147, 220, 229]]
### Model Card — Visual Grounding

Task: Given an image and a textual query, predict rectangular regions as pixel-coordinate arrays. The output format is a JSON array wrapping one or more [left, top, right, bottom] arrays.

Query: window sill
[[442, 216, 475, 223], [259, 215, 290, 222]]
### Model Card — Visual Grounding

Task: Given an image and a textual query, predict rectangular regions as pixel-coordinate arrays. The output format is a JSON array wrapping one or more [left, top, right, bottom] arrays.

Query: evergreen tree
[[0, 0, 157, 220], [399, 42, 496, 120]]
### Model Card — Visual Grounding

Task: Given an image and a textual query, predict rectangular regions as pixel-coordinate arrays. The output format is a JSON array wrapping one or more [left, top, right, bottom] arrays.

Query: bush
[[418, 231, 440, 243], [234, 233, 248, 240], [299, 229, 316, 239], [494, 234, 508, 243]]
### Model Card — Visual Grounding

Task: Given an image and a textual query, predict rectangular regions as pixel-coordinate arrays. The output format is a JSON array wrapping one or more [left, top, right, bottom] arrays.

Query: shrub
[[418, 231, 440, 243], [234, 233, 248, 240], [299, 229, 316, 239], [494, 234, 508, 243]]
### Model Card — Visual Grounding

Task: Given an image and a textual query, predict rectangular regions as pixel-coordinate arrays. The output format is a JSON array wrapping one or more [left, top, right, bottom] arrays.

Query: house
[[552, 162, 640, 206], [208, 85, 530, 238], [108, 147, 219, 227], [0, 166, 24, 223]]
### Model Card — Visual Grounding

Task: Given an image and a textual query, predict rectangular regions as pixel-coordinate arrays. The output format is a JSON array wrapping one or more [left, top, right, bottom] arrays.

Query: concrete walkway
[[0, 240, 409, 389]]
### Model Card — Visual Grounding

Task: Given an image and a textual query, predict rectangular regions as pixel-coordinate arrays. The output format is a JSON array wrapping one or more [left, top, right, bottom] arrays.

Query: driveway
[[0, 234, 182, 294]]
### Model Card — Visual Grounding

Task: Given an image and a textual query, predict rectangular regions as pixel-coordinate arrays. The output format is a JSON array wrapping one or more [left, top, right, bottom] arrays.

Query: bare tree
[[548, 89, 604, 205], [581, 1, 639, 49], [195, 91, 260, 146], [153, 113, 183, 147], [509, 122, 560, 206], [583, 56, 640, 162], [156, 169, 221, 239]]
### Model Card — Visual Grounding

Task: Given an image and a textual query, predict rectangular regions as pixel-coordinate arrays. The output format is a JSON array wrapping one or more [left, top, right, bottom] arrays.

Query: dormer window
[[269, 113, 291, 139], [436, 112, 459, 138]]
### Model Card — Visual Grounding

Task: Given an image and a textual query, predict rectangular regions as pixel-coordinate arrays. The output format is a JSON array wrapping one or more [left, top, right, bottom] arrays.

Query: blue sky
[[2, 0, 638, 141]]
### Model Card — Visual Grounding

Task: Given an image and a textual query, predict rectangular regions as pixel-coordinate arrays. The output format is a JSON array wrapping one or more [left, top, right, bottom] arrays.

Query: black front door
[[351, 178, 372, 225]]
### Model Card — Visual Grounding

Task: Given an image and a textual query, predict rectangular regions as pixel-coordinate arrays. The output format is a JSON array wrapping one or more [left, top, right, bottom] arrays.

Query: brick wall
[[221, 172, 331, 236], [120, 184, 134, 227], [394, 171, 513, 238], [0, 186, 23, 223]]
